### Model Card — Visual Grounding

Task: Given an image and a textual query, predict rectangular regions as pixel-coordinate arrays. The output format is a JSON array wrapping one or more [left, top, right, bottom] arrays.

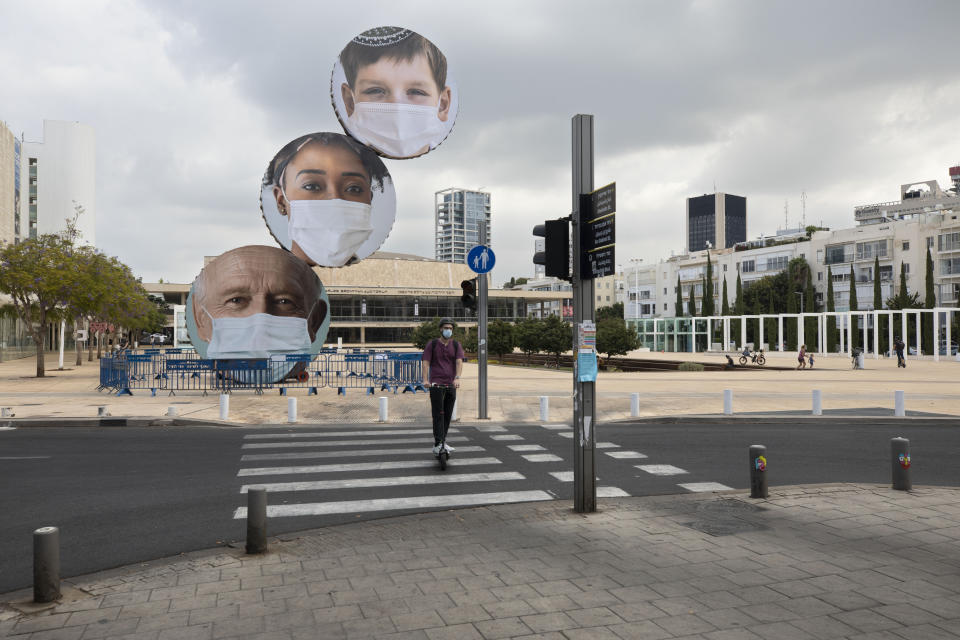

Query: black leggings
[[429, 386, 456, 446]]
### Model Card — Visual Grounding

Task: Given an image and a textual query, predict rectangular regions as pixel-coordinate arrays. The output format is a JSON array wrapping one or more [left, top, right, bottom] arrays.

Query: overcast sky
[[3, 0, 959, 286]]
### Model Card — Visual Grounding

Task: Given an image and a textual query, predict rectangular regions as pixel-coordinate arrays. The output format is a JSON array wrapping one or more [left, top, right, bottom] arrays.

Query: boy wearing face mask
[[421, 318, 464, 455], [339, 26, 453, 159]]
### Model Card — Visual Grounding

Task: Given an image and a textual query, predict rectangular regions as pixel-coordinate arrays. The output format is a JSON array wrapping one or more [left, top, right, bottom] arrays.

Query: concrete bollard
[[378, 397, 388, 423], [166, 406, 177, 417], [1, 407, 13, 418], [219, 394, 229, 421], [97, 406, 110, 417], [723, 390, 733, 415], [749, 445, 768, 498], [246, 488, 268, 554], [630, 393, 640, 418], [33, 526, 61, 603], [891, 437, 911, 491], [287, 397, 297, 423], [539, 396, 549, 422], [894, 390, 905, 417], [812, 390, 822, 416]]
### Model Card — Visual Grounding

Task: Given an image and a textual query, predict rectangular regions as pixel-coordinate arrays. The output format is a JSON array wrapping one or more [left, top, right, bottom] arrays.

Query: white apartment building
[[20, 120, 96, 244], [623, 168, 960, 348], [434, 188, 490, 265]]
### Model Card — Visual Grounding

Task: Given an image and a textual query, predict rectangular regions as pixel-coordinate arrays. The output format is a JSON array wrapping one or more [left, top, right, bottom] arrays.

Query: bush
[[678, 362, 705, 372]]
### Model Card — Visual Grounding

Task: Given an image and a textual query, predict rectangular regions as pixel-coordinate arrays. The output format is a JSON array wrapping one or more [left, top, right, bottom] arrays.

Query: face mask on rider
[[441, 328, 453, 339], [347, 102, 446, 158], [280, 177, 374, 267], [203, 304, 316, 360]]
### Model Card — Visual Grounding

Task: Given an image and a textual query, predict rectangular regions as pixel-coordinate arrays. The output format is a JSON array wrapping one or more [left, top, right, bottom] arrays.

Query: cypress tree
[[766, 295, 776, 350], [849, 264, 859, 350], [675, 275, 683, 317], [687, 294, 697, 318], [805, 267, 816, 349], [786, 278, 797, 350], [721, 278, 730, 316], [702, 254, 714, 317], [733, 273, 744, 347], [826, 266, 836, 352]]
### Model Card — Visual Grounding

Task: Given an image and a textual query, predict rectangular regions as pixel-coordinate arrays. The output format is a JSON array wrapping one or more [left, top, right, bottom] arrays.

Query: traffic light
[[460, 278, 477, 313], [533, 218, 570, 281]]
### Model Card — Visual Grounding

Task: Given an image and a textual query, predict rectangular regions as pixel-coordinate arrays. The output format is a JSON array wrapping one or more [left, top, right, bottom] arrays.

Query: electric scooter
[[432, 384, 454, 470]]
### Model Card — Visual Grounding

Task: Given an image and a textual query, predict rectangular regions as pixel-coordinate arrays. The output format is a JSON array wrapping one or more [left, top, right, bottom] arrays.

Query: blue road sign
[[466, 245, 496, 274]]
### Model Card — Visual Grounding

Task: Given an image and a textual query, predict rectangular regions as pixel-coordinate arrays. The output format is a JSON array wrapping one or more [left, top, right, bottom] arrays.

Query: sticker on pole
[[466, 245, 495, 274], [755, 455, 767, 471]]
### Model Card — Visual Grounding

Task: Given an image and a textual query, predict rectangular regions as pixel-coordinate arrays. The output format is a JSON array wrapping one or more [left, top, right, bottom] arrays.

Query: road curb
[[610, 414, 960, 425], [0, 417, 231, 428]]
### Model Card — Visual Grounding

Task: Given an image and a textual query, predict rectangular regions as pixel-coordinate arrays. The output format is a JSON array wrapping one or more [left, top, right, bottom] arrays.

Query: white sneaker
[[432, 445, 441, 455], [442, 443, 454, 453]]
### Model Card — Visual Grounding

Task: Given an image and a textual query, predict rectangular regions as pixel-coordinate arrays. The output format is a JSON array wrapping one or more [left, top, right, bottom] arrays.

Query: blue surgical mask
[[441, 329, 453, 339]]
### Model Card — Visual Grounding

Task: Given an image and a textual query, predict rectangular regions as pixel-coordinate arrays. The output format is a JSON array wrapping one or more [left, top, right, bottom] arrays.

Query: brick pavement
[[2, 483, 959, 639]]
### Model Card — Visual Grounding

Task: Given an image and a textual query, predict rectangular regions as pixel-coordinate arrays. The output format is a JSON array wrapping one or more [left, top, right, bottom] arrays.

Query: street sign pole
[[572, 114, 596, 513], [478, 221, 489, 420]]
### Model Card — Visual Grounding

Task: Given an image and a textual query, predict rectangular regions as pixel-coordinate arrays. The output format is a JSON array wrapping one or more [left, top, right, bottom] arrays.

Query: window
[[825, 244, 852, 264], [941, 258, 960, 276], [663, 303, 667, 310], [596, 295, 601, 302], [723, 264, 727, 272], [904, 263, 910, 274], [817, 272, 822, 281], [902, 241, 910, 251], [663, 288, 667, 294], [605, 296, 610, 302], [938, 231, 960, 252], [855, 240, 888, 261], [741, 260, 755, 273], [928, 236, 935, 249]]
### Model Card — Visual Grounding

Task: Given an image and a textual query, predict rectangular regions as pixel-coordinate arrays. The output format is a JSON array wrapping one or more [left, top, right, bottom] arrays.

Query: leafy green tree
[[488, 319, 515, 364], [923, 247, 934, 354], [674, 275, 682, 317], [596, 302, 624, 321], [515, 316, 542, 365], [596, 317, 639, 362], [411, 318, 442, 350], [539, 315, 571, 367], [849, 264, 859, 350], [702, 254, 715, 317], [826, 266, 837, 352], [462, 326, 478, 353]]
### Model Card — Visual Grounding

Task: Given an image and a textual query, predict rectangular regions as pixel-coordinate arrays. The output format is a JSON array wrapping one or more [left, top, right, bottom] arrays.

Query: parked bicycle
[[739, 349, 766, 366]]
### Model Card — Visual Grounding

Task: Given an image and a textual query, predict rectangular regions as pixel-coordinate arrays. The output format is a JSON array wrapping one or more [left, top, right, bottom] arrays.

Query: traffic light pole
[[477, 221, 488, 420], [572, 114, 596, 513]]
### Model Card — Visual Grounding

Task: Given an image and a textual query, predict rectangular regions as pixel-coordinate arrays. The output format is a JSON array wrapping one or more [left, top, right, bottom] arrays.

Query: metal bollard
[[749, 445, 768, 499], [166, 406, 177, 417], [378, 396, 388, 423], [891, 437, 911, 491], [812, 390, 822, 416], [97, 406, 110, 417], [630, 393, 640, 418], [246, 488, 268, 554], [539, 396, 549, 422], [723, 390, 733, 415], [219, 394, 229, 421], [287, 397, 297, 423], [33, 526, 61, 603], [894, 390, 905, 417]]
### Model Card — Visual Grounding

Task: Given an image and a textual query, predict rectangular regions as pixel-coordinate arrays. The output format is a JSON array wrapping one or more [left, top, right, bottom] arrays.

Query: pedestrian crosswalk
[[232, 423, 737, 522]]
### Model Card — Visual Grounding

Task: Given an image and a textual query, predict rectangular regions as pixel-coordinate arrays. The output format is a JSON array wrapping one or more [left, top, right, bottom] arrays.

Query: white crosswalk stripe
[[637, 464, 688, 476], [242, 436, 469, 449], [606, 451, 647, 459], [508, 444, 545, 452], [521, 453, 563, 462], [491, 435, 523, 441], [242, 446, 485, 462], [241, 471, 525, 493], [244, 429, 432, 439], [678, 482, 734, 492], [234, 490, 553, 519], [239, 457, 501, 476]]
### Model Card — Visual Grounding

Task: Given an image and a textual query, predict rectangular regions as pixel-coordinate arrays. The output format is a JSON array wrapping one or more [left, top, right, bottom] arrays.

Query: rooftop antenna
[[801, 191, 807, 228], [784, 199, 789, 230]]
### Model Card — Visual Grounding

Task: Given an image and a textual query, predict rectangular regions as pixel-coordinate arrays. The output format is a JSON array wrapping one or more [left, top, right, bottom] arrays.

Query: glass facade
[[724, 194, 747, 248], [687, 194, 715, 252], [435, 189, 491, 265]]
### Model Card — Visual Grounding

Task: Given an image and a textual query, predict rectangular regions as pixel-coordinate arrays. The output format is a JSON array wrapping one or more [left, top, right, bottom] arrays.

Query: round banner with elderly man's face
[[260, 132, 396, 268], [185, 246, 330, 384]]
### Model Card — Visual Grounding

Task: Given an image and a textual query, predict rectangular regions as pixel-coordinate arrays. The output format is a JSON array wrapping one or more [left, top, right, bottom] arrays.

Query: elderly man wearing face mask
[[190, 245, 328, 361]]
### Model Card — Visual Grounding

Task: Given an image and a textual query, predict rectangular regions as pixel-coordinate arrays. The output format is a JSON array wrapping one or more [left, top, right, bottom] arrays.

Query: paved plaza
[[1, 349, 958, 426]]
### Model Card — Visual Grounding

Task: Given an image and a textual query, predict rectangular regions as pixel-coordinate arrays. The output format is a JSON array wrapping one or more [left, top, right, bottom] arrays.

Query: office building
[[434, 188, 491, 265], [19, 120, 96, 244], [0, 121, 17, 245], [686, 192, 747, 252]]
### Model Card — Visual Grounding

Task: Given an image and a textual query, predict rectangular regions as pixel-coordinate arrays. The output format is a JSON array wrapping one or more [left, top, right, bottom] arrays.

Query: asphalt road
[[1, 419, 958, 594]]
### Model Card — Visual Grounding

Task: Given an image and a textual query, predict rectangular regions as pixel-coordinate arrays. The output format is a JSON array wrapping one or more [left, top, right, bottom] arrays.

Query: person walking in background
[[797, 344, 807, 370], [894, 335, 906, 368], [808, 351, 815, 369]]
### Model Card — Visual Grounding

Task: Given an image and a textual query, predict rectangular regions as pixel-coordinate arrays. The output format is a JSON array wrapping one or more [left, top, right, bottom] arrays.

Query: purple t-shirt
[[422, 338, 465, 385]]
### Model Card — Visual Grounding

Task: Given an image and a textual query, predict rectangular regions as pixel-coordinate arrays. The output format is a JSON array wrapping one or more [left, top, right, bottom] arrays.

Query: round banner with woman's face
[[331, 26, 459, 159], [185, 245, 330, 375], [260, 132, 396, 268]]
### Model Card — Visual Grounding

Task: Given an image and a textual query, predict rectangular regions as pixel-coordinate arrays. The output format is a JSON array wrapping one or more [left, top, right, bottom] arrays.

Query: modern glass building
[[435, 188, 491, 264], [686, 192, 747, 252]]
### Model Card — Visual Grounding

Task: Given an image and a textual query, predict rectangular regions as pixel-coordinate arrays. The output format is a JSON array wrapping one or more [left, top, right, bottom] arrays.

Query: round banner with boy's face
[[260, 132, 397, 268], [331, 26, 459, 159], [185, 246, 330, 372]]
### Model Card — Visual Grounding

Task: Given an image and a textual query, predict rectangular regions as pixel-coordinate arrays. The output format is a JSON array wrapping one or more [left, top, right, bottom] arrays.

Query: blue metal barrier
[[98, 349, 424, 396]]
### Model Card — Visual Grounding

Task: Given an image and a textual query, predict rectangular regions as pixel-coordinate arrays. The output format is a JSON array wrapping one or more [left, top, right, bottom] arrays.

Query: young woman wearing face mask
[[265, 132, 390, 268]]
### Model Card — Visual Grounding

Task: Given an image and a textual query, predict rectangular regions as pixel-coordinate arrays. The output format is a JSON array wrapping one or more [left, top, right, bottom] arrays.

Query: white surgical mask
[[287, 199, 373, 267], [441, 329, 453, 339], [348, 102, 446, 158], [204, 307, 314, 360]]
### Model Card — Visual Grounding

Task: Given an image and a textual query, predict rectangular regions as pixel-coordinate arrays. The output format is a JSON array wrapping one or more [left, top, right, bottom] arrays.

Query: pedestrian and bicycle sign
[[466, 245, 495, 274], [579, 182, 616, 279]]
